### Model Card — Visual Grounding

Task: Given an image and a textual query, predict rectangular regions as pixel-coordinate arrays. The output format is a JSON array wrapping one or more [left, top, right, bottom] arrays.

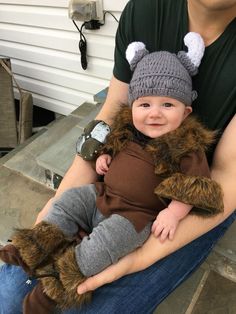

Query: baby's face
[[132, 96, 192, 138]]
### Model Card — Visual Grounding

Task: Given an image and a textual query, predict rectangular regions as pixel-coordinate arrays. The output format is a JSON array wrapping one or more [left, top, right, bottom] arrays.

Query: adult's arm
[[77, 114, 236, 294], [35, 76, 129, 224]]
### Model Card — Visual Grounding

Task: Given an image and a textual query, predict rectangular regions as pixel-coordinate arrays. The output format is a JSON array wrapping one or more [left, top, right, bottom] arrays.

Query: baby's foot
[[12, 222, 71, 270]]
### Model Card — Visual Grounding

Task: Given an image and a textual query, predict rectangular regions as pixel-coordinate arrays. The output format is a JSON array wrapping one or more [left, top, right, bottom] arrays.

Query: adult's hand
[[77, 249, 138, 294]]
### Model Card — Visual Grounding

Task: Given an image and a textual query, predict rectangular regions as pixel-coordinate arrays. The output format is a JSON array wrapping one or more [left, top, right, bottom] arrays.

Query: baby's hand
[[151, 208, 180, 242], [96, 154, 112, 175]]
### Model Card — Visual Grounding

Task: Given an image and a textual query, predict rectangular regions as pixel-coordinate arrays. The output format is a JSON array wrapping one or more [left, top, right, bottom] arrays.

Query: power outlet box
[[68, 0, 103, 22]]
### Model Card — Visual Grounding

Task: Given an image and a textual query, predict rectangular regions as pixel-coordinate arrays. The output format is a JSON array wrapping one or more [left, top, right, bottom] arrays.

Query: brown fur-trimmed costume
[[0, 106, 224, 313], [97, 106, 224, 225]]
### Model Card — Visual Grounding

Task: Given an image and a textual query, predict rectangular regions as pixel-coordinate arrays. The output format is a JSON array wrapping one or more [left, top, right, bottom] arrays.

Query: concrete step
[[0, 163, 54, 265], [0, 165, 54, 244], [204, 221, 236, 282], [155, 266, 236, 314], [2, 102, 102, 189], [36, 102, 102, 186], [154, 222, 236, 313], [154, 267, 208, 314], [1, 88, 107, 188], [191, 270, 236, 314]]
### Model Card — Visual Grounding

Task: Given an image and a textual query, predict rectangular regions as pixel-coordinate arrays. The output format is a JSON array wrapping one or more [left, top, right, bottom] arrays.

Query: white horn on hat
[[184, 32, 205, 67]]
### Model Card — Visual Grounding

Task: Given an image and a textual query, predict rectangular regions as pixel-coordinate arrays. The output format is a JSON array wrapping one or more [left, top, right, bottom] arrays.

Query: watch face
[[90, 121, 111, 143]]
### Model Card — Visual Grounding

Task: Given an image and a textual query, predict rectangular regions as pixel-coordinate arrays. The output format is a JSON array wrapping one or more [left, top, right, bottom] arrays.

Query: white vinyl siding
[[0, 0, 129, 115]]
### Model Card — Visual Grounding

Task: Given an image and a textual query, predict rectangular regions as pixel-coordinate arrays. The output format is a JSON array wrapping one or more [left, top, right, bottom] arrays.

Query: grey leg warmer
[[76, 215, 151, 277], [44, 184, 151, 278], [44, 184, 98, 236]]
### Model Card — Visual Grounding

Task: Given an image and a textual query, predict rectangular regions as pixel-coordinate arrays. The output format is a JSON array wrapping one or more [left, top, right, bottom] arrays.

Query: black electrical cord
[[101, 11, 119, 25], [72, 11, 118, 70], [103, 11, 119, 23], [72, 20, 88, 70]]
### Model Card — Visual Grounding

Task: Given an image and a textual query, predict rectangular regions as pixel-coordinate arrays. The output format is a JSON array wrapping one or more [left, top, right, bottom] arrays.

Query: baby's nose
[[149, 107, 161, 117]]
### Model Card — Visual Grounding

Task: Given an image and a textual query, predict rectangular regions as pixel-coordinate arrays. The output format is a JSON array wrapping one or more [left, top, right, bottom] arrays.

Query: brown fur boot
[[11, 221, 73, 270], [23, 245, 92, 313], [41, 246, 91, 309], [1, 224, 91, 312]]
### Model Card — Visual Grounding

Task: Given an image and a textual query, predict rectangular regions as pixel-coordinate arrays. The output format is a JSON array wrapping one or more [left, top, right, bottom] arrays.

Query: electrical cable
[[72, 20, 88, 70], [101, 11, 119, 25], [72, 11, 118, 70]]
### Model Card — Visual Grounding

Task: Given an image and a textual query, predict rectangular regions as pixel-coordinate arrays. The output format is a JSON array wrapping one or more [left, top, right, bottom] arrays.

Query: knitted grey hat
[[126, 32, 205, 106]]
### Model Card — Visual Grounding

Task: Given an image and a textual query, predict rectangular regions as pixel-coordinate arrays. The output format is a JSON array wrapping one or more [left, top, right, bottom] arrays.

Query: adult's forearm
[[95, 76, 129, 125], [35, 198, 54, 224], [132, 211, 228, 273], [76, 202, 234, 294], [35, 155, 97, 223], [55, 155, 97, 196]]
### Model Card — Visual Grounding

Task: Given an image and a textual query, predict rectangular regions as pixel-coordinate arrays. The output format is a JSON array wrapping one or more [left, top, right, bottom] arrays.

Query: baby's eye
[[140, 103, 150, 107], [162, 102, 174, 107]]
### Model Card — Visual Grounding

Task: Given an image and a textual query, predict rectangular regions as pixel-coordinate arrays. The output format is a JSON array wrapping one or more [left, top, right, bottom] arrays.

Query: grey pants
[[44, 184, 151, 277]]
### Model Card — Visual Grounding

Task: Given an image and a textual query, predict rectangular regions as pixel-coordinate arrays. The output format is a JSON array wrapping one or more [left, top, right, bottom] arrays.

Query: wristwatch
[[76, 120, 111, 161]]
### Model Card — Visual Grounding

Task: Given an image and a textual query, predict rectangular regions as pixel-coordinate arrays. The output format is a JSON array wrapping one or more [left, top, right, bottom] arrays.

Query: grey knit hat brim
[[128, 88, 193, 106], [128, 72, 194, 106], [128, 51, 195, 106]]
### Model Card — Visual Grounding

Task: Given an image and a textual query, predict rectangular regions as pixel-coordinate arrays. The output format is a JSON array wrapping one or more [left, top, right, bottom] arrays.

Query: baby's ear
[[126, 42, 149, 71]]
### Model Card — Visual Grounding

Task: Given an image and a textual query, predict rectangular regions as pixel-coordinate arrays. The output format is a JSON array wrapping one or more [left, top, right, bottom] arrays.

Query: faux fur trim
[[102, 105, 134, 157], [57, 246, 91, 307], [42, 246, 91, 309], [145, 115, 216, 176], [103, 106, 216, 176], [12, 222, 70, 270], [155, 173, 224, 215], [10, 222, 90, 309]]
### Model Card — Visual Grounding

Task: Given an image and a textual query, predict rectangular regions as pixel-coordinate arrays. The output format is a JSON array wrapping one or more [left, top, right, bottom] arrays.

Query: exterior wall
[[0, 0, 128, 115]]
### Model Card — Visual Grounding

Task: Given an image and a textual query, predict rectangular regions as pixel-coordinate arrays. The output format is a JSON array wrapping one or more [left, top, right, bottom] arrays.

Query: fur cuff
[[42, 246, 91, 309], [12, 222, 70, 270], [155, 173, 224, 215]]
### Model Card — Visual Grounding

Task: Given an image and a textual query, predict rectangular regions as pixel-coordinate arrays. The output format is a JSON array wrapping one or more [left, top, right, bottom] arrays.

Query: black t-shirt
[[113, 0, 236, 136]]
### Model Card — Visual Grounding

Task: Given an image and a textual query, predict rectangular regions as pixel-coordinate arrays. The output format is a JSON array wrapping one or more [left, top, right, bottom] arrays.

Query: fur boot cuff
[[12, 221, 71, 270], [155, 173, 224, 215], [41, 246, 91, 309]]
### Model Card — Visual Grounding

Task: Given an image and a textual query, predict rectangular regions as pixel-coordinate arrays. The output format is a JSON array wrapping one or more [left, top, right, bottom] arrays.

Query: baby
[[0, 33, 223, 313]]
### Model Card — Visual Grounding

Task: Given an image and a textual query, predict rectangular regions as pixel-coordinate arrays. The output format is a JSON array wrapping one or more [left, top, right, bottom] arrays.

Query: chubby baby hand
[[96, 154, 112, 175], [151, 208, 180, 242]]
